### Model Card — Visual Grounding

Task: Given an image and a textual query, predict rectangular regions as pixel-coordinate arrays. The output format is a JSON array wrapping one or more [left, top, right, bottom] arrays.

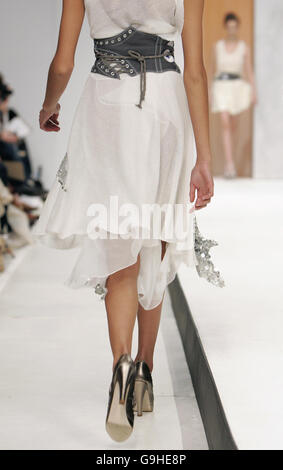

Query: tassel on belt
[[95, 49, 175, 109]]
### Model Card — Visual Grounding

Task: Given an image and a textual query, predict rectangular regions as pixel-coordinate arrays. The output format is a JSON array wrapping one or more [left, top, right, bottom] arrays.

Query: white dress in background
[[34, 0, 199, 310], [211, 39, 252, 115]]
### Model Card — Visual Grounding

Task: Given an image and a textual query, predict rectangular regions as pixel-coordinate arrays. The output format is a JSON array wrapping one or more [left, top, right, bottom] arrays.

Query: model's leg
[[134, 241, 167, 372], [220, 111, 236, 176], [231, 113, 238, 134], [105, 256, 140, 371]]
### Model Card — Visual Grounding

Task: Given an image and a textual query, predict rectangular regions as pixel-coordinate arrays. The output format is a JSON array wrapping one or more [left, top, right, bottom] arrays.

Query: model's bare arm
[[182, 0, 214, 209], [244, 44, 257, 104], [208, 42, 216, 104], [211, 43, 217, 80], [39, 0, 85, 131]]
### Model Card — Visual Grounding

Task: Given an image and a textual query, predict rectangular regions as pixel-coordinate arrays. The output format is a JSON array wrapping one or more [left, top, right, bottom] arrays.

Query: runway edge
[[168, 275, 238, 450]]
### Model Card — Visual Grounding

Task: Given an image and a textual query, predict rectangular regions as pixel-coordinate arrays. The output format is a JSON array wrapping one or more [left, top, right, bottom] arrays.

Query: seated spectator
[[0, 74, 47, 199], [0, 177, 35, 248], [0, 77, 32, 182], [0, 158, 8, 185]]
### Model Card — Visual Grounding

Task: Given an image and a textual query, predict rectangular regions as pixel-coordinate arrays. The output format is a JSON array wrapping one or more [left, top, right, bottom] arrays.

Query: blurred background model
[[202, 0, 255, 178], [210, 12, 256, 178]]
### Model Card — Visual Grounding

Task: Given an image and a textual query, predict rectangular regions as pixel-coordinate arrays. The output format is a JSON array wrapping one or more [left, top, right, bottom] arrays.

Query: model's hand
[[190, 160, 214, 210], [39, 103, 61, 132]]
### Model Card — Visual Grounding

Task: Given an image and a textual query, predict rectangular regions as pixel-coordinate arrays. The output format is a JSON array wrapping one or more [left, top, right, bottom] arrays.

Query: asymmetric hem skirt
[[34, 70, 197, 310]]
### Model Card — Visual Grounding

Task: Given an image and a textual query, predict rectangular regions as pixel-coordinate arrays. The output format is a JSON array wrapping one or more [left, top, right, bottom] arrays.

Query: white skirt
[[34, 70, 198, 310], [211, 78, 252, 115]]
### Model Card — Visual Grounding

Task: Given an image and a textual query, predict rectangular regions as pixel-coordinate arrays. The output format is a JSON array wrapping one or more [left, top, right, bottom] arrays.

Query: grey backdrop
[[253, 0, 283, 177]]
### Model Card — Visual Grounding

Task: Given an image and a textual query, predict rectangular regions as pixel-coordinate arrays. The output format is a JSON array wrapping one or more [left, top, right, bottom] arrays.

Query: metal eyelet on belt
[[93, 26, 135, 47], [163, 49, 175, 63]]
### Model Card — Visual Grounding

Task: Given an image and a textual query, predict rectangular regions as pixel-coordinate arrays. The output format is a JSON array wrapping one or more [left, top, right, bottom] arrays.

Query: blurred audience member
[[0, 77, 32, 181], [0, 74, 47, 199], [0, 158, 8, 185], [0, 176, 35, 249]]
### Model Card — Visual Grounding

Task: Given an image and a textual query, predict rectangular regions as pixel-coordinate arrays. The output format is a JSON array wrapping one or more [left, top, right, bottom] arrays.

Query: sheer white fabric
[[34, 0, 198, 310]]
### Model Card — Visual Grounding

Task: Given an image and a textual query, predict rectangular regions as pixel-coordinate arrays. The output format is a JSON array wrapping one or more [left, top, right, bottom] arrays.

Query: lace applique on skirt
[[194, 216, 225, 288], [56, 153, 68, 192]]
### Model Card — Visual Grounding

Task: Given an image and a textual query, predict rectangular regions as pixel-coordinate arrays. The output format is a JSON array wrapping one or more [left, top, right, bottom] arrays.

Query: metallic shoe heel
[[133, 360, 154, 416], [105, 353, 136, 442], [134, 380, 147, 416], [118, 358, 131, 404]]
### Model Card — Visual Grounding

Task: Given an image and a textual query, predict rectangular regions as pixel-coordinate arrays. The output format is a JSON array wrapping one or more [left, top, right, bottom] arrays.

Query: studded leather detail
[[94, 27, 134, 48], [91, 25, 181, 108]]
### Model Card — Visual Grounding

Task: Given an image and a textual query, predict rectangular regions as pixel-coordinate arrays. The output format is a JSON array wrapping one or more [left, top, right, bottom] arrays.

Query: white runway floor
[[0, 244, 207, 450], [178, 178, 283, 450]]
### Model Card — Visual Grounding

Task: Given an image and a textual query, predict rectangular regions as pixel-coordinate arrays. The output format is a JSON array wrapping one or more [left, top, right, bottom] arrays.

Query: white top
[[214, 39, 247, 76], [84, 0, 184, 40]]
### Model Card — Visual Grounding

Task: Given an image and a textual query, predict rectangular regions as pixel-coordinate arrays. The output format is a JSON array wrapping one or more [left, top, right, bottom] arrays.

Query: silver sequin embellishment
[[194, 216, 225, 288], [56, 152, 68, 192], [94, 283, 108, 300]]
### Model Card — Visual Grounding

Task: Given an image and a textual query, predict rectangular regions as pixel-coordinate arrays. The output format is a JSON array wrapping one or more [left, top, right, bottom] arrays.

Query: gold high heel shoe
[[105, 353, 136, 442], [133, 360, 154, 416]]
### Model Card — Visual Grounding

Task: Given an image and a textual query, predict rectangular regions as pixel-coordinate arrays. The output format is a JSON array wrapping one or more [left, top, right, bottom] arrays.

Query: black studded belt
[[215, 72, 241, 80], [91, 25, 181, 109]]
